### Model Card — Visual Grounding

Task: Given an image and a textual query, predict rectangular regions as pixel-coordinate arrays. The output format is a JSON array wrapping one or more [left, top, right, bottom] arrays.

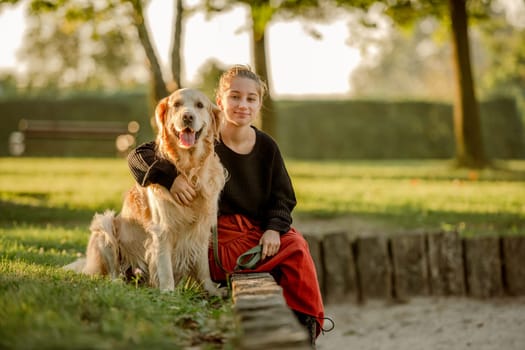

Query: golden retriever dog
[[65, 88, 226, 296]]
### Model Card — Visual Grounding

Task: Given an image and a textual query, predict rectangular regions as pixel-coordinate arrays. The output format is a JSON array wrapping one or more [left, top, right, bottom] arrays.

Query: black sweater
[[127, 127, 297, 233]]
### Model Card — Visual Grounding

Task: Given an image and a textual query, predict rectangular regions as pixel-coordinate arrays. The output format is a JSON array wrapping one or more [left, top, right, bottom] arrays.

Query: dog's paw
[[160, 287, 175, 294], [207, 285, 228, 298], [111, 277, 125, 284]]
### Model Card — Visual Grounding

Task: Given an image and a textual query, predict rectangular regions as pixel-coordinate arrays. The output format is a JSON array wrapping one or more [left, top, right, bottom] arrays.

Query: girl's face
[[217, 76, 262, 128]]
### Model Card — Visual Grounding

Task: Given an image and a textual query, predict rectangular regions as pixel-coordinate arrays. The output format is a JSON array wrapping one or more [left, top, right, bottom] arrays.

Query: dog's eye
[[173, 100, 182, 108], [196, 101, 204, 109]]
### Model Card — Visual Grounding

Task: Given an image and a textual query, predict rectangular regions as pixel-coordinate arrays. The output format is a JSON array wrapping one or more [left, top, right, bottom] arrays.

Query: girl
[[127, 65, 325, 344]]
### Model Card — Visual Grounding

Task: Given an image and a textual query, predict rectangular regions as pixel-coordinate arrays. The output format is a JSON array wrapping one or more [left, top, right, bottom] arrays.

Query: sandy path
[[316, 297, 525, 350]]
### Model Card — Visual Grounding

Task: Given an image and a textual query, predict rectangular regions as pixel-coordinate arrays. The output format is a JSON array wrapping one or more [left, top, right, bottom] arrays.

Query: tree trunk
[[170, 0, 183, 89], [128, 0, 168, 103], [251, 7, 277, 139], [448, 0, 488, 168]]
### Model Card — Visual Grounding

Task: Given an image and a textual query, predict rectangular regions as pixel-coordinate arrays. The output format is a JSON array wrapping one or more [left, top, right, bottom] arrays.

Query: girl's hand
[[260, 230, 281, 259], [171, 175, 196, 206]]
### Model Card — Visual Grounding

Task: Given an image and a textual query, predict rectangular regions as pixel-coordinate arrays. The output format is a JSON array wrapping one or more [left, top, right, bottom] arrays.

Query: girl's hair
[[215, 64, 268, 101]]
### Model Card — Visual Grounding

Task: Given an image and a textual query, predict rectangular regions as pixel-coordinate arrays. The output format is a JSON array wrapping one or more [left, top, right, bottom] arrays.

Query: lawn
[[0, 158, 236, 350], [289, 159, 525, 237], [0, 157, 524, 348]]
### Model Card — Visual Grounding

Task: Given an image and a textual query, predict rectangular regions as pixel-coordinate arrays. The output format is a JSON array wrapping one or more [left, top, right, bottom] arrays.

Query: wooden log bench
[[9, 119, 140, 156], [230, 273, 311, 349]]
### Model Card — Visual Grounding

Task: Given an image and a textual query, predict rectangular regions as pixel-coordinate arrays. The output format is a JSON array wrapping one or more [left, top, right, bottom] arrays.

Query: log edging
[[303, 231, 525, 303], [230, 272, 311, 349]]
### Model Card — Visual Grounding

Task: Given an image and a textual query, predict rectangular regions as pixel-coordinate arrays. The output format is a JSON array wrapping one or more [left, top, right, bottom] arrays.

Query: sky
[[0, 1, 362, 97]]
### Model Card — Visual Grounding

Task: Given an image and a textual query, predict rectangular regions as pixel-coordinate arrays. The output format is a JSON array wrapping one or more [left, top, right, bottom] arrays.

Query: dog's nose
[[183, 113, 193, 125]]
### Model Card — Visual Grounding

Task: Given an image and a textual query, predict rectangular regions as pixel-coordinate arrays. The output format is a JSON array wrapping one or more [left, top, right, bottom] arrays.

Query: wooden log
[[303, 234, 324, 295], [464, 237, 504, 298], [427, 231, 466, 295], [231, 273, 310, 349], [502, 236, 525, 296], [356, 236, 392, 301], [321, 232, 358, 303], [390, 234, 429, 299]]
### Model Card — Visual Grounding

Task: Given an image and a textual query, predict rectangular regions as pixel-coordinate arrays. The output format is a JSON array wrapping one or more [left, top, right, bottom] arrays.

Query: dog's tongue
[[180, 130, 196, 147]]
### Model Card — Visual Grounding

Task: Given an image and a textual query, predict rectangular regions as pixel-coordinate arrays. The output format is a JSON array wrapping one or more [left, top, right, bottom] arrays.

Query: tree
[[349, 17, 454, 100], [192, 59, 226, 100], [2, 0, 187, 130], [204, 0, 326, 138], [448, 0, 486, 168], [3, 0, 236, 135], [12, 0, 146, 93], [125, 0, 170, 103], [123, 0, 188, 129], [340, 0, 490, 168], [171, 0, 183, 89]]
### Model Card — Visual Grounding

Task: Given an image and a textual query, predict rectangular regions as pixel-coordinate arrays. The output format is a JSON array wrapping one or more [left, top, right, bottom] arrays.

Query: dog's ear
[[211, 103, 223, 140], [155, 97, 169, 134]]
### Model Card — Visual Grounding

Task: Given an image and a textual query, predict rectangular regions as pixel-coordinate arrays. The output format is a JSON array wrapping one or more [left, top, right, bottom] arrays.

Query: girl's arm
[[265, 144, 297, 234], [127, 141, 177, 189]]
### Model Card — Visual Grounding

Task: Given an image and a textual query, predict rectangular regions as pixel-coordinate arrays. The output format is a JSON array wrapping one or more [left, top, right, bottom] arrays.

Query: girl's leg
[[208, 214, 325, 338]]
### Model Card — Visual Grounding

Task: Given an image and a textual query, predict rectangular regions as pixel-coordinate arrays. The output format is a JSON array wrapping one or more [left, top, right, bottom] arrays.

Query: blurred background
[[0, 0, 524, 165]]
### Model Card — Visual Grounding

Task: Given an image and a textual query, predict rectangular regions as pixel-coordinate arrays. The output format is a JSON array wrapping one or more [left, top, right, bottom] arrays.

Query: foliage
[[202, 0, 330, 137], [276, 97, 523, 159], [476, 15, 525, 129], [347, 1, 525, 104], [348, 17, 454, 100], [190, 59, 228, 101], [335, 0, 491, 25], [477, 15, 525, 94], [0, 157, 237, 349], [16, 0, 147, 92], [337, 0, 492, 168], [1, 95, 522, 158]]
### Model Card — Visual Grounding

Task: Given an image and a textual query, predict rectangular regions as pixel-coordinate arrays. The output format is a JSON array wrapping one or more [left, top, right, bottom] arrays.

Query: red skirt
[[208, 214, 325, 334]]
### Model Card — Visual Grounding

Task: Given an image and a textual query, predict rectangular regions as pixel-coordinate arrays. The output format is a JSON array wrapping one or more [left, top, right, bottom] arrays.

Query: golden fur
[[65, 88, 226, 295]]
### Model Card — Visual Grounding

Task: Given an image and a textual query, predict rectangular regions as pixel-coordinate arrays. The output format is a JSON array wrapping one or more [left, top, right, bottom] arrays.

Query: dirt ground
[[316, 297, 525, 350], [294, 216, 525, 350]]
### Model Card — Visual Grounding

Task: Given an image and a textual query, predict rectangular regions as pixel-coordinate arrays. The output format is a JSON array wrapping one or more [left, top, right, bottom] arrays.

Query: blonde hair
[[215, 65, 268, 102]]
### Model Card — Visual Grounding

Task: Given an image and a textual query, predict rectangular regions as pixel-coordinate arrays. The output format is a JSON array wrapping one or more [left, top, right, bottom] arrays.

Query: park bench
[[231, 273, 310, 349], [9, 119, 140, 156]]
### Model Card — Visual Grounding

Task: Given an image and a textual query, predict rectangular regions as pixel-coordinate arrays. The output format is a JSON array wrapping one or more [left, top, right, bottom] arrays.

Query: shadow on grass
[[0, 199, 93, 266], [300, 205, 525, 236], [1, 234, 85, 267], [0, 199, 95, 226], [293, 167, 525, 182]]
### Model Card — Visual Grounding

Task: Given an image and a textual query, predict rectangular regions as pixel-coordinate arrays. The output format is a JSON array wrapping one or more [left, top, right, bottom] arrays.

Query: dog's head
[[155, 88, 222, 158]]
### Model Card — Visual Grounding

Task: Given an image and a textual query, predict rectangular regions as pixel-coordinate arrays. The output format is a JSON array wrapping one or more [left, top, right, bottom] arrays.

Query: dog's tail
[[63, 210, 120, 278]]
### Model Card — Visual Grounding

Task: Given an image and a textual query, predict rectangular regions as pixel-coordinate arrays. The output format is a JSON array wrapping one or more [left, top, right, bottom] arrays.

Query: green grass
[[0, 158, 237, 349], [0, 157, 524, 349], [289, 159, 525, 236]]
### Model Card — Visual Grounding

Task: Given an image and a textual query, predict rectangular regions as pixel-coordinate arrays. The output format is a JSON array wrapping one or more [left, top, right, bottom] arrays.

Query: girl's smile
[[217, 76, 262, 128]]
